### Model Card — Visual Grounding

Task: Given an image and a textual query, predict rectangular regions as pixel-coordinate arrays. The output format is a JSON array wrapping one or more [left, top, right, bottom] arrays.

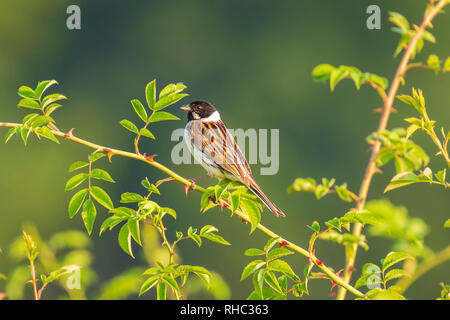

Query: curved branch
[[0, 121, 365, 298]]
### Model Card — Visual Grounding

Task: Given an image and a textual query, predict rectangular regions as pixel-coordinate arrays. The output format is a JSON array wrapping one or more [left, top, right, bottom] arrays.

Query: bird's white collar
[[202, 110, 221, 122]]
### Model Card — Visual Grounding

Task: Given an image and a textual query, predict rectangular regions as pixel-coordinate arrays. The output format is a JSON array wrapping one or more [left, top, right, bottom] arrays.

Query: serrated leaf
[[68, 188, 88, 219], [42, 93, 67, 109], [145, 80, 156, 110], [240, 199, 261, 234], [81, 198, 97, 235], [34, 80, 58, 99], [384, 172, 420, 193], [252, 269, 265, 298], [240, 260, 265, 281], [200, 225, 219, 235], [45, 103, 62, 116], [120, 119, 139, 134], [435, 169, 446, 184], [267, 248, 293, 261], [312, 64, 335, 82], [147, 111, 180, 123], [201, 233, 231, 246], [264, 237, 280, 252], [308, 221, 320, 233], [18, 86, 37, 99], [382, 252, 412, 272], [90, 168, 115, 183], [329, 68, 348, 91], [128, 219, 142, 246], [384, 269, 410, 283], [268, 259, 298, 280], [99, 215, 126, 235], [263, 271, 283, 294], [17, 98, 41, 110], [139, 128, 155, 139], [189, 233, 202, 247], [159, 83, 187, 99], [90, 186, 114, 210], [131, 99, 148, 123], [244, 248, 265, 256], [65, 173, 89, 191], [4, 127, 17, 144], [35, 126, 59, 144], [69, 161, 89, 172], [120, 192, 145, 203], [139, 276, 159, 296], [118, 223, 134, 258], [154, 93, 188, 111], [161, 275, 180, 294], [90, 153, 106, 162]]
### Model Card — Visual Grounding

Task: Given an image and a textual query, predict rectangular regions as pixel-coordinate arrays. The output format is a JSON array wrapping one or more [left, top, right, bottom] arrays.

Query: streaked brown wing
[[189, 120, 254, 184]]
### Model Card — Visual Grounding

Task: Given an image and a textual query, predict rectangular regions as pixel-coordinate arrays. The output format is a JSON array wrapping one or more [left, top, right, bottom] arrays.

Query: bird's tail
[[248, 183, 286, 217]]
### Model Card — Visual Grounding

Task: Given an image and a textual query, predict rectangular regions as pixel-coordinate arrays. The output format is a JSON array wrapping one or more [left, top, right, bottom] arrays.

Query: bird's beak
[[180, 105, 191, 112]]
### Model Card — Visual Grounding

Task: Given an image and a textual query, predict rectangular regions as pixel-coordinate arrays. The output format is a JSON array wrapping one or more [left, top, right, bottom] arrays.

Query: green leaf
[[240, 199, 261, 234], [252, 269, 265, 298], [241, 260, 266, 281], [17, 98, 41, 109], [34, 80, 58, 99], [35, 126, 59, 144], [118, 223, 134, 258], [100, 215, 126, 235], [384, 269, 410, 283], [264, 237, 280, 252], [267, 248, 293, 261], [145, 80, 156, 110], [389, 12, 410, 33], [244, 248, 265, 256], [444, 219, 450, 228], [384, 172, 421, 193], [139, 276, 159, 296], [42, 93, 67, 109], [18, 86, 37, 99], [120, 119, 139, 134], [131, 99, 148, 123], [69, 161, 89, 172], [312, 64, 335, 82], [308, 221, 320, 233], [68, 188, 88, 218], [366, 287, 406, 300], [159, 83, 187, 99], [201, 232, 231, 246], [128, 219, 142, 246], [65, 173, 89, 191], [329, 68, 348, 91], [90, 186, 114, 210], [189, 233, 202, 247], [382, 252, 412, 272], [139, 128, 155, 139], [263, 271, 283, 294], [90, 152, 106, 162], [444, 57, 450, 70], [355, 263, 382, 289], [161, 275, 180, 294], [81, 198, 97, 235], [335, 184, 353, 202], [90, 168, 115, 183], [435, 169, 446, 184], [147, 111, 180, 123], [268, 259, 297, 280], [43, 265, 79, 284], [154, 93, 188, 111], [230, 193, 240, 214], [120, 192, 145, 203], [45, 103, 62, 116], [4, 127, 17, 144]]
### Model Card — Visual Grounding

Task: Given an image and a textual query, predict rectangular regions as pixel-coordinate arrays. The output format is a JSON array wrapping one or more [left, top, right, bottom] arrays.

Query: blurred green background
[[0, 0, 449, 299]]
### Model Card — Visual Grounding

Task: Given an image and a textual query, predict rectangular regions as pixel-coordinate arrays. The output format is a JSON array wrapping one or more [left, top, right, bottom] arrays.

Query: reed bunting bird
[[180, 100, 286, 217]]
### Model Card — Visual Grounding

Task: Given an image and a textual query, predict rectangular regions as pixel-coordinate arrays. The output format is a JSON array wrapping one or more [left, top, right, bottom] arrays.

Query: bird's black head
[[180, 100, 217, 121]]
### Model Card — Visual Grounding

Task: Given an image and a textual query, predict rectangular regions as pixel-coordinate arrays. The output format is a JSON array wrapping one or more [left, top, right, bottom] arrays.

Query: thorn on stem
[[143, 153, 157, 161], [64, 128, 74, 138]]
